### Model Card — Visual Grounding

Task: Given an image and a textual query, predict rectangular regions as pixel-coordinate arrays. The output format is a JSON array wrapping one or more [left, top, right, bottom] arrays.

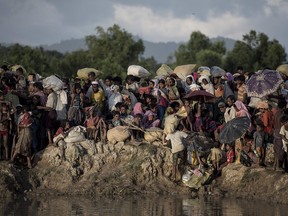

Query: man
[[235, 75, 247, 104], [90, 81, 105, 108], [85, 71, 97, 98], [214, 102, 226, 142], [225, 95, 236, 123], [273, 100, 287, 171]]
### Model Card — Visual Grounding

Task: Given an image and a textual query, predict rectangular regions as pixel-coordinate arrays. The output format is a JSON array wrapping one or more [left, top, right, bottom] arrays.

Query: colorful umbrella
[[184, 90, 215, 102], [219, 116, 250, 144], [246, 69, 283, 98], [210, 66, 226, 77]]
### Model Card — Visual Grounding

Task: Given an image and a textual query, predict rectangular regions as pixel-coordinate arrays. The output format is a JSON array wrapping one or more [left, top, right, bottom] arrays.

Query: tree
[[263, 39, 286, 69], [196, 50, 223, 67], [174, 31, 226, 66], [224, 41, 254, 72], [85, 24, 145, 77], [225, 30, 287, 72]]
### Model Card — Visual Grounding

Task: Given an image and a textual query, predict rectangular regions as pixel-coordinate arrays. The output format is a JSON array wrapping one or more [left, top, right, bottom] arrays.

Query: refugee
[[253, 123, 266, 166], [11, 105, 33, 168], [165, 124, 188, 181]]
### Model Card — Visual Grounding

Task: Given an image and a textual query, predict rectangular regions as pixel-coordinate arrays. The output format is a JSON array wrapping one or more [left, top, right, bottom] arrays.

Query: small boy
[[165, 124, 188, 181], [208, 142, 223, 170], [253, 123, 265, 166]]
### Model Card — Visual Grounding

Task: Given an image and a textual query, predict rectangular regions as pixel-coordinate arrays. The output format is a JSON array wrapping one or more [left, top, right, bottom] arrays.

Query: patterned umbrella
[[246, 69, 283, 98], [219, 116, 250, 144]]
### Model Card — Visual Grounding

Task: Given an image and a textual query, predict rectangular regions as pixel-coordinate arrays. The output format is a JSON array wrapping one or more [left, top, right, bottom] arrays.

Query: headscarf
[[185, 75, 195, 84], [234, 100, 251, 119], [198, 75, 210, 84], [225, 72, 234, 82], [133, 102, 144, 116], [199, 75, 214, 95], [190, 84, 200, 91]]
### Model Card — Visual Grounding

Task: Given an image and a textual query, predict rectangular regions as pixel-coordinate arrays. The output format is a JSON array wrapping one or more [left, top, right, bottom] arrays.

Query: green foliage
[[224, 41, 254, 72], [175, 31, 226, 67], [1, 27, 286, 78], [85, 24, 145, 78], [0, 43, 64, 76], [196, 50, 223, 67], [225, 30, 287, 72]]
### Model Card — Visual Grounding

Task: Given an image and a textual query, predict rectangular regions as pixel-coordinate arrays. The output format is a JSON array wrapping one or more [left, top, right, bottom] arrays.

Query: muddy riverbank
[[1, 140, 288, 204]]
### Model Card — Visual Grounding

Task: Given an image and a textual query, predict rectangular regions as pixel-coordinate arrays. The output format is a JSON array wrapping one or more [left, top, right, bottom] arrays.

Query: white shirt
[[166, 131, 188, 154], [224, 106, 236, 123], [280, 125, 288, 152]]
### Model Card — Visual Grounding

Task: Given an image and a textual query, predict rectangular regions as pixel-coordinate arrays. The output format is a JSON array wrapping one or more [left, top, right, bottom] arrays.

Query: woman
[[234, 100, 251, 119], [233, 100, 251, 164], [199, 75, 214, 95], [166, 77, 181, 105], [184, 75, 196, 94]]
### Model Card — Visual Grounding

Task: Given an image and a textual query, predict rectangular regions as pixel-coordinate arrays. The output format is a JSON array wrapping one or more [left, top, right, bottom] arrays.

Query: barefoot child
[[165, 124, 188, 181], [253, 123, 265, 166]]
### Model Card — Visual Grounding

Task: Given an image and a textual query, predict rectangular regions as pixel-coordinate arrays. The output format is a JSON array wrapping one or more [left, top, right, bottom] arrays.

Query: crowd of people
[[0, 64, 287, 180]]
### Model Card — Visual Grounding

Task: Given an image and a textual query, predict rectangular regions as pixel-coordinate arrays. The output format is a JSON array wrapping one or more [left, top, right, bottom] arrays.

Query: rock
[[3, 138, 288, 205]]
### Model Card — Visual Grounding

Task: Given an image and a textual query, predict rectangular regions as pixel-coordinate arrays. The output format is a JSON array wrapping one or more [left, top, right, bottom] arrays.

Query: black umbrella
[[219, 116, 250, 144]]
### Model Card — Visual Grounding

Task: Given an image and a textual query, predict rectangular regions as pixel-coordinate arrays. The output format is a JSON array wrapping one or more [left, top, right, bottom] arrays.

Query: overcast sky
[[0, 0, 287, 50]]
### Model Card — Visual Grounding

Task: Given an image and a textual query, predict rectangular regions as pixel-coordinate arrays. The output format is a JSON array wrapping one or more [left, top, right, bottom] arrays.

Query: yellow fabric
[[91, 90, 105, 106]]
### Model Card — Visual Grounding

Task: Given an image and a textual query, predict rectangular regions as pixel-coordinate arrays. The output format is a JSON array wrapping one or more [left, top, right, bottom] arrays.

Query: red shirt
[[226, 149, 235, 163]]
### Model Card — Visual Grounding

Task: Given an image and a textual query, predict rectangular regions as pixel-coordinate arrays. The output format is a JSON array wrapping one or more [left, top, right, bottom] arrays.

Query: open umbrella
[[184, 90, 215, 102], [219, 116, 250, 144], [210, 66, 226, 77], [276, 64, 288, 76], [246, 69, 283, 98]]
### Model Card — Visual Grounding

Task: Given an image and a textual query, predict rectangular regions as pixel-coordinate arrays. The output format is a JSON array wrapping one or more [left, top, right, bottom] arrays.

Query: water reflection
[[0, 195, 287, 216]]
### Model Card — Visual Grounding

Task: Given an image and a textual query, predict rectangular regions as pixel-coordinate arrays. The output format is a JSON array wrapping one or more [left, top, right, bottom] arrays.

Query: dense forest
[[0, 24, 286, 79]]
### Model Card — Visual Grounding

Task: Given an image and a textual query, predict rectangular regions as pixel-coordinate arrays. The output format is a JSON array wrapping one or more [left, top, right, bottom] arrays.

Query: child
[[218, 143, 235, 171], [68, 83, 84, 125], [253, 123, 265, 166], [84, 108, 99, 140], [165, 124, 188, 181], [53, 120, 71, 160], [131, 113, 144, 141], [109, 111, 122, 129], [11, 106, 33, 168], [0, 102, 12, 160], [207, 142, 223, 171]]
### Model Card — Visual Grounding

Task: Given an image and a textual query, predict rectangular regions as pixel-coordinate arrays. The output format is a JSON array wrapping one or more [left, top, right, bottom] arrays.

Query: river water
[[0, 195, 287, 216]]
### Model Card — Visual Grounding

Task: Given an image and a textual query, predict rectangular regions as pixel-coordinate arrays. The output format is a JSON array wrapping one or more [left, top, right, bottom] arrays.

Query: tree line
[[0, 24, 286, 78]]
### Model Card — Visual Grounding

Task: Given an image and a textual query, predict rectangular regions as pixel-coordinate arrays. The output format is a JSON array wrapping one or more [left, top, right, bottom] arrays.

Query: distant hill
[[41, 36, 236, 63]]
